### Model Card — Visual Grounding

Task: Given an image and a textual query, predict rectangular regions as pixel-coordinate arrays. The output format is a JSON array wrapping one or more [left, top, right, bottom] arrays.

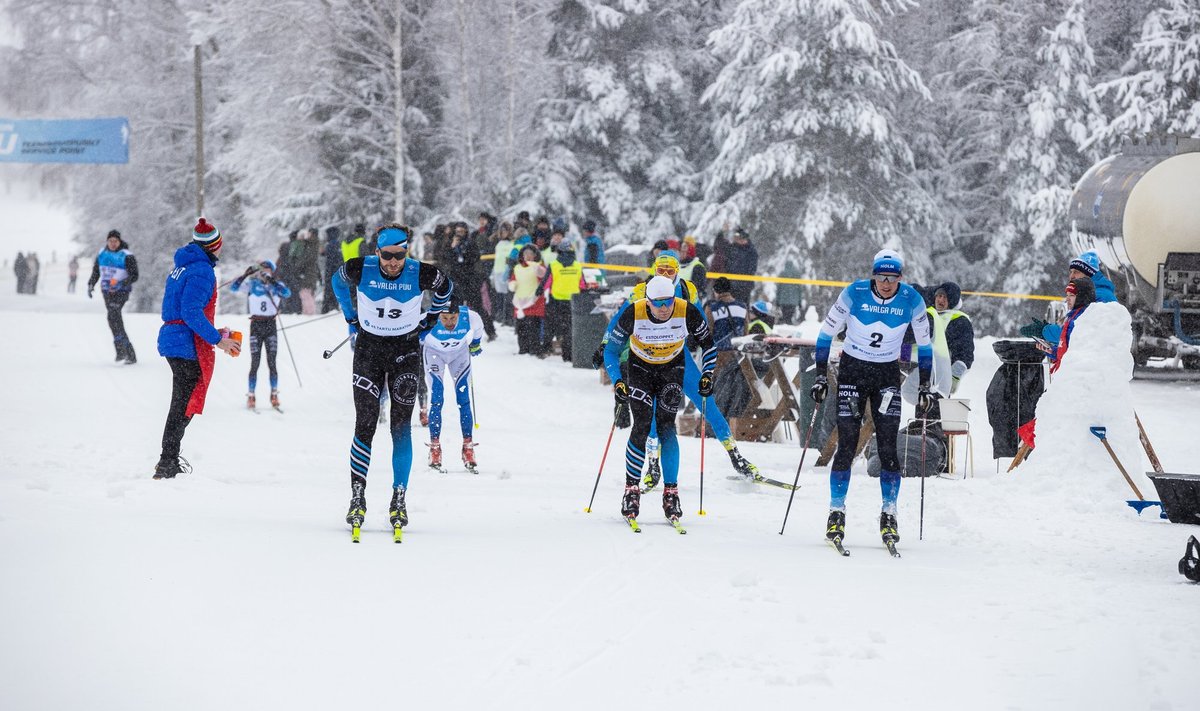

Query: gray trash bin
[[571, 291, 611, 368]]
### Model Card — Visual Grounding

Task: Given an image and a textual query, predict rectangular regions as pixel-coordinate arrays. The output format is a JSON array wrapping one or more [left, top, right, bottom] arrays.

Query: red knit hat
[[192, 218, 222, 253]]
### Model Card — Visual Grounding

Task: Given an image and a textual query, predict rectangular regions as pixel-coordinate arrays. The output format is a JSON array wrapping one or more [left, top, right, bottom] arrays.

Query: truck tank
[[1068, 136, 1200, 366]]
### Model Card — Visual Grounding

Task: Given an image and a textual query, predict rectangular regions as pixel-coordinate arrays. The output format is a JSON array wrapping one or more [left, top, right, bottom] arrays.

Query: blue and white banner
[[0, 118, 129, 164]]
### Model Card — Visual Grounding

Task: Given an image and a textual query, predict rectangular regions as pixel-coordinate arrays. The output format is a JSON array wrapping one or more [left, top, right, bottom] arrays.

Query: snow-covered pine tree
[[301, 0, 441, 229], [1091, 0, 1200, 148], [521, 0, 719, 244], [700, 0, 933, 282], [990, 0, 1105, 328]]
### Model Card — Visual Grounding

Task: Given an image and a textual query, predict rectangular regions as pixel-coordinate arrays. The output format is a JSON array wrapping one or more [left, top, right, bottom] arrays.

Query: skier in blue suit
[[810, 249, 932, 552], [332, 223, 453, 541]]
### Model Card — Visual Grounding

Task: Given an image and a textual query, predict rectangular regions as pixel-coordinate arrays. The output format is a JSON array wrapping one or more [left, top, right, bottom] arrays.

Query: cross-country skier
[[154, 218, 241, 478], [230, 260, 291, 410], [810, 249, 932, 553], [88, 229, 139, 364], [603, 276, 716, 530], [593, 250, 760, 488], [331, 224, 453, 542], [420, 298, 484, 473]]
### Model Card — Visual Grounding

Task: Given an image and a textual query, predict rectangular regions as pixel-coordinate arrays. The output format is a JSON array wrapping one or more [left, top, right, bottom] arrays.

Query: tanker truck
[[1068, 135, 1200, 368]]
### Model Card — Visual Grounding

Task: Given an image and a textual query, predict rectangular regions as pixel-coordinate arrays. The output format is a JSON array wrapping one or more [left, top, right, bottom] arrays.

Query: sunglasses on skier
[[655, 264, 678, 278], [649, 295, 675, 309], [873, 273, 900, 283], [379, 248, 407, 262]]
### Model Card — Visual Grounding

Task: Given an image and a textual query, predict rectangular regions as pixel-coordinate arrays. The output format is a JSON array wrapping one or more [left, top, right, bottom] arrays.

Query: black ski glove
[[591, 344, 606, 370], [613, 380, 629, 403], [87, 285, 94, 299], [810, 374, 828, 404], [614, 402, 631, 429], [916, 384, 934, 414], [698, 371, 715, 397], [243, 265, 260, 278]]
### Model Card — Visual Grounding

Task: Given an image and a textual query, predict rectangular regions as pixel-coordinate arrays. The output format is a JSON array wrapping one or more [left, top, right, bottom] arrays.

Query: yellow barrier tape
[[469, 254, 1059, 301]]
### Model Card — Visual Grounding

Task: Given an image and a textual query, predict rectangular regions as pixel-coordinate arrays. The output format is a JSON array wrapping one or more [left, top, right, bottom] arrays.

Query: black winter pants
[[160, 357, 200, 460], [545, 298, 573, 361], [103, 290, 131, 353], [832, 355, 903, 472]]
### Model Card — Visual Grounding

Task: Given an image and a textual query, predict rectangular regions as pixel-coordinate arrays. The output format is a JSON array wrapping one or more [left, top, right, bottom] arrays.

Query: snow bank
[[1017, 302, 1149, 508]]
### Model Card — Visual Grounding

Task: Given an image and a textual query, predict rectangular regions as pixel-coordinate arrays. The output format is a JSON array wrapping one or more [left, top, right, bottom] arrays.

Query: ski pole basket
[[1146, 471, 1200, 525]]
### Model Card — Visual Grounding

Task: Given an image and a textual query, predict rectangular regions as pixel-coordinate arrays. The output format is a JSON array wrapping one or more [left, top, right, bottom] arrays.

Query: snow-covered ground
[[1, 260, 1197, 710]]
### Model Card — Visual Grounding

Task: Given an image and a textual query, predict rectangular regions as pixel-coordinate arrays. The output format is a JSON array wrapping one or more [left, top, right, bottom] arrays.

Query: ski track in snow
[[0, 262, 1196, 710]]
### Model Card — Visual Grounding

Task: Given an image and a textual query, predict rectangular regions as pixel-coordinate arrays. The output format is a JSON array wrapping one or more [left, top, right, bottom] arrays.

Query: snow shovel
[[1088, 426, 1163, 515]]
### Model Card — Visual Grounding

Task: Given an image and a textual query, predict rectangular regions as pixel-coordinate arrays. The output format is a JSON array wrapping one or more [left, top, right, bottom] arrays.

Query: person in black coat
[[724, 228, 759, 302]]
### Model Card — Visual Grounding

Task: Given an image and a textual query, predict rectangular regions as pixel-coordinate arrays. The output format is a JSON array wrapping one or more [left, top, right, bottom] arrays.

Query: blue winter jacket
[[158, 243, 222, 359]]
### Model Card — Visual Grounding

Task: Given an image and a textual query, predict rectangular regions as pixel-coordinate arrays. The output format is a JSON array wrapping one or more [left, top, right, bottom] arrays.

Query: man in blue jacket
[[154, 218, 241, 479], [87, 230, 140, 363]]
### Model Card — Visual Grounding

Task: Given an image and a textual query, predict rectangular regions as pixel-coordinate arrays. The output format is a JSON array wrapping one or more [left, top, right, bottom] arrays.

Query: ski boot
[[247, 393, 256, 410], [270, 389, 281, 410], [826, 510, 846, 541], [346, 482, 367, 542], [725, 440, 760, 481], [419, 408, 429, 427], [880, 512, 900, 545], [462, 437, 478, 474], [389, 485, 408, 542], [428, 439, 446, 473], [124, 343, 137, 365], [621, 482, 641, 519], [662, 484, 683, 520], [153, 455, 192, 480]]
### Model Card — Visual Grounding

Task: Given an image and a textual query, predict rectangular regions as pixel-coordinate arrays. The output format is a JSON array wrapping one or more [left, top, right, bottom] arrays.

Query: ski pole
[[469, 372, 479, 430], [584, 422, 618, 513], [277, 311, 338, 333], [323, 335, 352, 359], [698, 397, 707, 516], [1088, 426, 1146, 500], [264, 287, 302, 388], [920, 413, 928, 541], [779, 404, 822, 535]]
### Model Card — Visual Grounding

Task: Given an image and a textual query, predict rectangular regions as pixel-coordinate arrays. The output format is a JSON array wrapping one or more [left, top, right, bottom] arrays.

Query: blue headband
[[377, 227, 409, 249]]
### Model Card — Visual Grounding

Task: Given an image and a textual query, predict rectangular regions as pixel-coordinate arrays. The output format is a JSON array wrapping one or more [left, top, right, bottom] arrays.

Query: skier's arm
[[418, 262, 453, 313], [603, 307, 635, 383], [814, 287, 853, 373], [273, 280, 292, 299], [332, 258, 364, 322], [88, 258, 100, 289], [125, 254, 139, 286], [687, 303, 717, 374], [468, 310, 485, 354]]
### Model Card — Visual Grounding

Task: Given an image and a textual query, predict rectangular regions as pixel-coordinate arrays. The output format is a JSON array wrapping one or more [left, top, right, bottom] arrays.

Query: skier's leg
[[265, 322, 280, 391], [829, 374, 864, 511], [349, 342, 387, 488], [655, 370, 685, 486], [624, 364, 655, 487], [451, 357, 473, 437], [427, 358, 445, 441], [387, 349, 421, 489], [247, 329, 263, 393], [870, 372, 904, 515], [682, 355, 732, 441]]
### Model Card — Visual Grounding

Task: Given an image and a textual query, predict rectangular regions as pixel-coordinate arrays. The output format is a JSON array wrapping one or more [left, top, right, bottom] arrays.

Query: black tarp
[[986, 340, 1046, 458]]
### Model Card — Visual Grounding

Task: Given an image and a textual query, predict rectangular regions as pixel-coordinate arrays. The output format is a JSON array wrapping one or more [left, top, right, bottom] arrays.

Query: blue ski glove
[[469, 340, 482, 357]]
